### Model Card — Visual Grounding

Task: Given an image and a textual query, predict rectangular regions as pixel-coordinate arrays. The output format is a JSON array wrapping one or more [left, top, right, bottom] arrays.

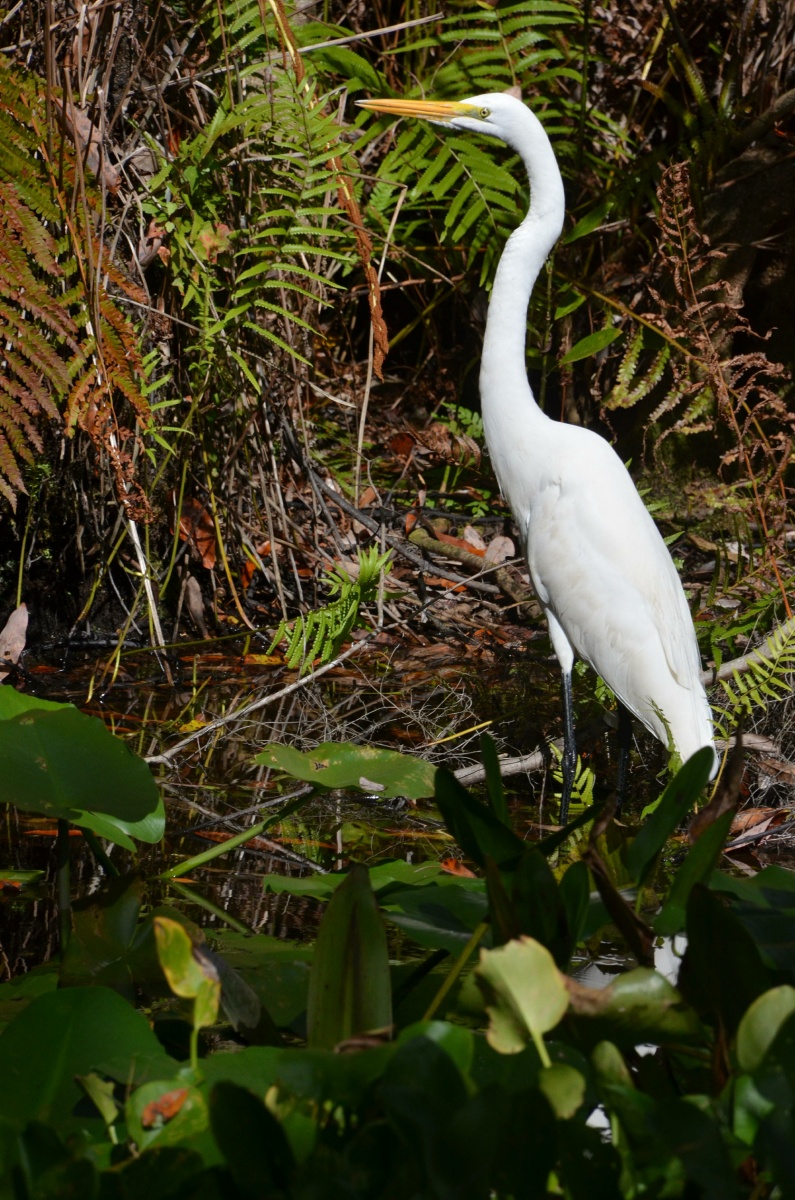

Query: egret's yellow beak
[[356, 98, 476, 123]]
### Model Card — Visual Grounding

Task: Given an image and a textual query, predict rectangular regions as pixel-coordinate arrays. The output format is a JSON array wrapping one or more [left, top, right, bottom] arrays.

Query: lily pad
[[0, 694, 163, 849], [255, 741, 436, 800]]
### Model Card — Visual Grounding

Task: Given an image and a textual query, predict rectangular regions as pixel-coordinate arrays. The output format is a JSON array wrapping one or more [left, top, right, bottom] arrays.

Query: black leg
[[559, 669, 576, 827], [616, 701, 633, 815]]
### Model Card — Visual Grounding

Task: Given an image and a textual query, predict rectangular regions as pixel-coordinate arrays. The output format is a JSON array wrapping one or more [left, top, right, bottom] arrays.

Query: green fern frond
[[605, 329, 671, 411], [269, 547, 392, 675], [712, 622, 795, 740]]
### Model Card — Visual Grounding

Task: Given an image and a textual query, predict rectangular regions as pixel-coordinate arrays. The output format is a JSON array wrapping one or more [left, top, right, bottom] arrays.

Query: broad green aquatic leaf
[[382, 883, 489, 953], [261, 860, 468, 902], [569, 967, 703, 1048], [398, 1020, 475, 1078], [208, 932, 312, 1029], [559, 859, 591, 951], [708, 866, 795, 982], [679, 885, 774, 1036], [538, 1063, 586, 1119], [480, 732, 509, 825], [0, 964, 58, 1034], [591, 1040, 634, 1089], [61, 874, 144, 998], [475, 937, 569, 1058], [75, 1073, 120, 1130], [0, 696, 162, 848], [0, 690, 65, 718], [307, 864, 392, 1049], [510, 848, 574, 967], [127, 1080, 208, 1150], [210, 1082, 295, 1194], [647, 1099, 741, 1199], [255, 741, 436, 799], [737, 987, 795, 1073], [0, 987, 175, 1133]]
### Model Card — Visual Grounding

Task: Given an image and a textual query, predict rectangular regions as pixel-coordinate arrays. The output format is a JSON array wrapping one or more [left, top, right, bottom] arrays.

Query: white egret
[[359, 92, 716, 822]]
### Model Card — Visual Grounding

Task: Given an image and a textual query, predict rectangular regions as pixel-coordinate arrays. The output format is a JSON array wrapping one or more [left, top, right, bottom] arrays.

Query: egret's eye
[[479, 107, 490, 119]]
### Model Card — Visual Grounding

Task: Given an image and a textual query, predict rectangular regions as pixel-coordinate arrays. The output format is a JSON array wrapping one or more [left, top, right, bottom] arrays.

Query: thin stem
[[422, 920, 488, 1022], [168, 880, 252, 934], [81, 828, 120, 877], [159, 791, 312, 879], [56, 819, 72, 959]]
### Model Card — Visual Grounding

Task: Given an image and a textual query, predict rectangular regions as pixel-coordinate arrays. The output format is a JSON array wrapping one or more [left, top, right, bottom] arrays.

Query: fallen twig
[[309, 469, 501, 596], [702, 614, 795, 684], [147, 634, 374, 765]]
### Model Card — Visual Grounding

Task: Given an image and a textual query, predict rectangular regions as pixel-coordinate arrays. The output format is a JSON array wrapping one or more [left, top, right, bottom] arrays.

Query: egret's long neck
[[480, 123, 564, 421]]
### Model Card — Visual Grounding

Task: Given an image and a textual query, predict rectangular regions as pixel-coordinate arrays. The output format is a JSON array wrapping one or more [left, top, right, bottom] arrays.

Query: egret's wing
[[524, 438, 702, 701]]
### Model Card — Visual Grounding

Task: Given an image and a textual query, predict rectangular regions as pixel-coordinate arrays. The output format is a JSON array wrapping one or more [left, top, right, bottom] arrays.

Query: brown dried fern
[[0, 59, 150, 514], [606, 163, 791, 599]]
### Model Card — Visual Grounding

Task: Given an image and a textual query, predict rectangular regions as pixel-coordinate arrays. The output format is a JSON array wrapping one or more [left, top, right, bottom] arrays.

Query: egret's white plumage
[[360, 92, 716, 818]]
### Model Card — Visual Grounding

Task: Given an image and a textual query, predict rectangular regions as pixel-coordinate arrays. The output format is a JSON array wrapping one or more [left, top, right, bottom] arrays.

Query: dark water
[[4, 631, 787, 979], [0, 632, 567, 976]]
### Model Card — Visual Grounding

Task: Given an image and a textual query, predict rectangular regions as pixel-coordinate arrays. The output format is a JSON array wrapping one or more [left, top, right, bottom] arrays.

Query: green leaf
[[480, 732, 509, 825], [569, 967, 703, 1049], [510, 848, 573, 968], [625, 747, 715, 887], [434, 767, 525, 869], [210, 1082, 295, 1193], [261, 859, 456, 901], [126, 1080, 209, 1151], [154, 917, 221, 1031], [475, 937, 569, 1060], [75, 1071, 120, 1129], [382, 883, 489, 953], [559, 325, 622, 365], [559, 859, 591, 951], [647, 1099, 741, 1200], [679, 884, 775, 1036], [60, 873, 145, 998], [0, 963, 58, 1035], [562, 199, 612, 244], [307, 864, 392, 1049], [255, 741, 436, 799], [0, 987, 175, 1133], [737, 987, 795, 1073], [538, 1063, 586, 1119], [655, 810, 734, 936], [0, 699, 162, 848]]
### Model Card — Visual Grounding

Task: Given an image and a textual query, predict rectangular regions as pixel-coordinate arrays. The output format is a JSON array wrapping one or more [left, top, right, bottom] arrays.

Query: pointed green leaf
[[655, 809, 734, 936], [307, 864, 392, 1049], [434, 767, 525, 869], [626, 747, 715, 887], [559, 326, 622, 365]]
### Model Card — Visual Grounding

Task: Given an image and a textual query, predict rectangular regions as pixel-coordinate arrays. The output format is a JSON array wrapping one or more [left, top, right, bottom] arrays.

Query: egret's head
[[357, 92, 533, 150]]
